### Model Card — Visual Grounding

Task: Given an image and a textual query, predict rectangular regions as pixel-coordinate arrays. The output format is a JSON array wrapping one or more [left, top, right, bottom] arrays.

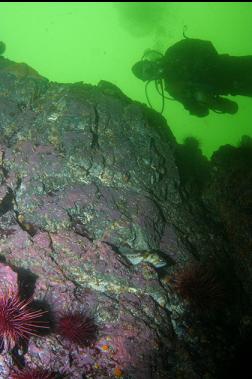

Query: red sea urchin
[[0, 288, 47, 350], [57, 311, 97, 347], [173, 262, 225, 311], [10, 368, 56, 379]]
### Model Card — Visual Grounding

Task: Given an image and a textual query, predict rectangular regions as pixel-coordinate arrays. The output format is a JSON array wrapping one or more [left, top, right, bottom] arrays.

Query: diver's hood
[[132, 59, 164, 82]]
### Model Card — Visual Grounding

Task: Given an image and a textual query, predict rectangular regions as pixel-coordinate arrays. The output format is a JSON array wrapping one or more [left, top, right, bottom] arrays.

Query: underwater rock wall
[[0, 57, 251, 378]]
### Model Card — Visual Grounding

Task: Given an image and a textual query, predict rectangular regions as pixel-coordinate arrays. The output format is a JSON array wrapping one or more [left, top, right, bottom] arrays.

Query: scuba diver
[[132, 38, 252, 116]]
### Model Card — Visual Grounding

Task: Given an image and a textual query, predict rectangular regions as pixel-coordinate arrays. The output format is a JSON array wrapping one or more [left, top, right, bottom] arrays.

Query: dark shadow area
[[17, 267, 38, 299], [10, 346, 26, 370], [17, 268, 54, 334], [0, 254, 7, 264], [30, 299, 55, 336], [53, 373, 68, 379], [175, 136, 211, 196], [217, 328, 252, 379], [0, 189, 14, 217]]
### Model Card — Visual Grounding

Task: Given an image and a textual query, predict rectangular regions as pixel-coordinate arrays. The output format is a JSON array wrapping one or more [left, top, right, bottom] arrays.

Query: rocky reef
[[0, 55, 251, 378]]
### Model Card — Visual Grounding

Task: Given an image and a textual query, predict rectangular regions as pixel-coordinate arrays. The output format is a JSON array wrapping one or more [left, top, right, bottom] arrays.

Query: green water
[[1, 2, 252, 157]]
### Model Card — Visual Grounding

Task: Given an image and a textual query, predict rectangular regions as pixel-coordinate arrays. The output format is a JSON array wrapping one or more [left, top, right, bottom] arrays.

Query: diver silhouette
[[132, 38, 252, 117]]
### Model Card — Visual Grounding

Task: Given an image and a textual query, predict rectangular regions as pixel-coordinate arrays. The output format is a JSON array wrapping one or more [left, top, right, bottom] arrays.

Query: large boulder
[[0, 56, 251, 378]]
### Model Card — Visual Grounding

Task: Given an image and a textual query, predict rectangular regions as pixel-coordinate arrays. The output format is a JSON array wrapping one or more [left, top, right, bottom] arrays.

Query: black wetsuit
[[162, 38, 252, 116]]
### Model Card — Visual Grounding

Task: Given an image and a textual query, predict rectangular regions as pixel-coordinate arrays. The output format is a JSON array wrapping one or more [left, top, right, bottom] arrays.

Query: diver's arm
[[165, 82, 210, 117], [207, 96, 238, 114], [167, 83, 238, 116], [182, 95, 238, 116], [181, 98, 209, 117]]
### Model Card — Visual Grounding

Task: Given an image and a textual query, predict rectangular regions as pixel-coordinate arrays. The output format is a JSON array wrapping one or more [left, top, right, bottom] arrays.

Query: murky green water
[[1, 2, 252, 157]]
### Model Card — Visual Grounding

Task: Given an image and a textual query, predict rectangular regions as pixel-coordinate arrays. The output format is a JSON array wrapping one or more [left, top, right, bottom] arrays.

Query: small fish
[[120, 247, 167, 268], [48, 112, 59, 121]]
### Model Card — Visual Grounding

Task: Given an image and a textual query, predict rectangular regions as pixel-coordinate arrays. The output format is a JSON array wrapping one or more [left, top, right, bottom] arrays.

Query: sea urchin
[[0, 288, 47, 350], [173, 262, 225, 311], [57, 311, 97, 347], [10, 368, 56, 379]]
